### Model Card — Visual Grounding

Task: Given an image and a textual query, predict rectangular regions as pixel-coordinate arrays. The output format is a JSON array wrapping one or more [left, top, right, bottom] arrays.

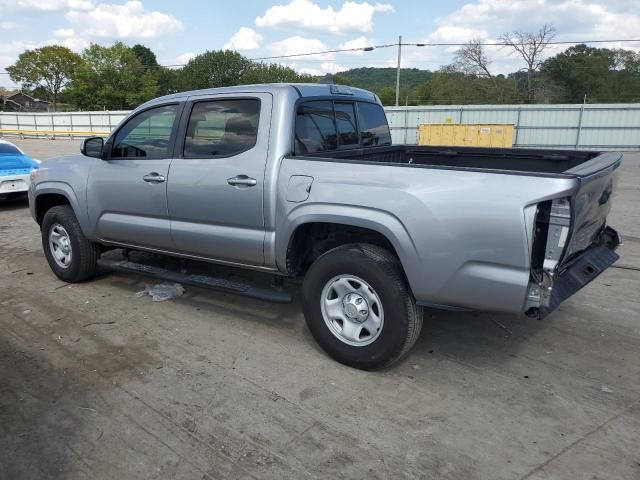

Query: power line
[[2, 37, 639, 73], [163, 38, 640, 67]]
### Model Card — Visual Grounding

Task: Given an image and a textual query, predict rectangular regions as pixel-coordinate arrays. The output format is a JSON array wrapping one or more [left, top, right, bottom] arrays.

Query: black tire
[[41, 205, 100, 283], [301, 243, 423, 370]]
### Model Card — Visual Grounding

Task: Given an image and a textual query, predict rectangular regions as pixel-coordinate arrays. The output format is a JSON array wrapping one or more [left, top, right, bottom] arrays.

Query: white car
[[0, 139, 40, 199]]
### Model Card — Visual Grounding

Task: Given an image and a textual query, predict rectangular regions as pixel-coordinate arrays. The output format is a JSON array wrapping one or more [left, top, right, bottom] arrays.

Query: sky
[[1, 0, 640, 88]]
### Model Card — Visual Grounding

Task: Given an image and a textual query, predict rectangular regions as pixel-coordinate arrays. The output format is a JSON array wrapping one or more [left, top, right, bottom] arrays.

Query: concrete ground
[[1, 138, 639, 480]]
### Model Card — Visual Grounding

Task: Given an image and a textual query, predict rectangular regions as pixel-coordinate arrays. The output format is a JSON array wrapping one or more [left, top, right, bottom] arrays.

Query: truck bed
[[301, 145, 605, 175]]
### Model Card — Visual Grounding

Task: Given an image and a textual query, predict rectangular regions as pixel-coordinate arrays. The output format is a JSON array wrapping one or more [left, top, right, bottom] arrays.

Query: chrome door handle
[[227, 175, 257, 187], [143, 172, 165, 183]]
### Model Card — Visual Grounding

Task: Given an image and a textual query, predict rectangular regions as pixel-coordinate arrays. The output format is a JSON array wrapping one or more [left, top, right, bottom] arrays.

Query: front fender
[[33, 182, 92, 237]]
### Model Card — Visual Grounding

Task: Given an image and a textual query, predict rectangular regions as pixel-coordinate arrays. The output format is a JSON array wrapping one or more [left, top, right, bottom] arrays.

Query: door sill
[[99, 240, 280, 274]]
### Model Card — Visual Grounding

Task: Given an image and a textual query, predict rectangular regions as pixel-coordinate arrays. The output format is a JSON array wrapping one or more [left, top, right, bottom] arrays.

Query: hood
[[0, 153, 40, 174]]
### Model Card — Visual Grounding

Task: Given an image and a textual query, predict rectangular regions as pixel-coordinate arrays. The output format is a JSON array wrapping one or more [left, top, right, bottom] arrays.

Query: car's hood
[[0, 153, 39, 174]]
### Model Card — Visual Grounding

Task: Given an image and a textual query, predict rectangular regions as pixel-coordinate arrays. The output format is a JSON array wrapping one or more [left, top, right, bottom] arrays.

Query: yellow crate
[[417, 124, 513, 148]]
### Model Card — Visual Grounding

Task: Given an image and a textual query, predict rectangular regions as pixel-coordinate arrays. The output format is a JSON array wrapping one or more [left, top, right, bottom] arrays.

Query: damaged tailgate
[[528, 152, 622, 318]]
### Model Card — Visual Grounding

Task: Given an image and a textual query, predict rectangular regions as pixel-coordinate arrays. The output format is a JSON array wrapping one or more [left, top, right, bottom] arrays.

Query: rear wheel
[[302, 243, 422, 370], [41, 205, 100, 283]]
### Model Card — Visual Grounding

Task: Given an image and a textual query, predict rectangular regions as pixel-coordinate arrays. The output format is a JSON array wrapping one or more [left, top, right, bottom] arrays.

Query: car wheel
[[42, 205, 100, 283], [302, 243, 423, 370]]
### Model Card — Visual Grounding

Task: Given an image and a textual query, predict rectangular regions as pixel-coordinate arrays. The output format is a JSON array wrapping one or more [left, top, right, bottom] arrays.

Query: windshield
[[0, 143, 22, 155]]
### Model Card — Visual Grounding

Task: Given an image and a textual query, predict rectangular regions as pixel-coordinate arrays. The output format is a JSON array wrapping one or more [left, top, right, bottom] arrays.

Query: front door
[[167, 94, 271, 265], [87, 103, 181, 250]]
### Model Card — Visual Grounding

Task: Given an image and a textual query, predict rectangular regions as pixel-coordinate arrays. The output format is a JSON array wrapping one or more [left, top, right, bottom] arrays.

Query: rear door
[[166, 93, 271, 265], [87, 103, 181, 249]]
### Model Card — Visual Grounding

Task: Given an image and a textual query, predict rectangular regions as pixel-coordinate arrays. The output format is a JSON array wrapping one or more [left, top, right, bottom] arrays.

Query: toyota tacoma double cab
[[29, 83, 621, 369]]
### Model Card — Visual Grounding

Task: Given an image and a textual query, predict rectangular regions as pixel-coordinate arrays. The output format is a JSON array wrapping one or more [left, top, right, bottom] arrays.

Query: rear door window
[[334, 102, 358, 148], [357, 102, 392, 147], [295, 101, 337, 153], [183, 99, 260, 158]]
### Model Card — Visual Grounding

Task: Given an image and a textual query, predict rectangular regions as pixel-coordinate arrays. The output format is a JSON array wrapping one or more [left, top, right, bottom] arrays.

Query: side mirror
[[81, 137, 104, 158]]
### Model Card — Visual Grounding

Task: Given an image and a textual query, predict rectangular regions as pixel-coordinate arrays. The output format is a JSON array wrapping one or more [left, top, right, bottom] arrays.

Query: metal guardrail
[[0, 128, 110, 138]]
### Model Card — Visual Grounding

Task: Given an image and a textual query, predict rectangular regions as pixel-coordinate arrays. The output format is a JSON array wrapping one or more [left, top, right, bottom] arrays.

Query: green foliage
[[7, 41, 640, 110], [6, 45, 82, 111], [239, 62, 315, 85], [336, 67, 433, 93], [416, 70, 518, 105], [179, 50, 252, 90], [541, 44, 640, 102], [131, 44, 159, 69], [67, 42, 159, 110], [377, 86, 396, 105]]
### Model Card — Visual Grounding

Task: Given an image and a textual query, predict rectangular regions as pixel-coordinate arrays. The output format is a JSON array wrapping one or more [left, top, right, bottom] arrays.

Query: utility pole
[[395, 35, 402, 106]]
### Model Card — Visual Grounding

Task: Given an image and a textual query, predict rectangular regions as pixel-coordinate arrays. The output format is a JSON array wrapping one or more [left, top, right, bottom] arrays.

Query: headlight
[[30, 169, 38, 182]]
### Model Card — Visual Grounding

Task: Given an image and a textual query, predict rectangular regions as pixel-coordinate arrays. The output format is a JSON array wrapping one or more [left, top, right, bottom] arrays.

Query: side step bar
[[97, 257, 292, 304]]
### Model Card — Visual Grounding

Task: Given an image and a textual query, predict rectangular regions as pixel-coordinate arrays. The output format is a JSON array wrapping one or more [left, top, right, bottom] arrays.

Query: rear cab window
[[295, 101, 337, 153], [357, 102, 392, 147], [294, 99, 390, 154]]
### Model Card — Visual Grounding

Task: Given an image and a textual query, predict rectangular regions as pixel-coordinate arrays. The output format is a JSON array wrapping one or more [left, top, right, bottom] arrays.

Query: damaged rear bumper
[[532, 226, 620, 319]]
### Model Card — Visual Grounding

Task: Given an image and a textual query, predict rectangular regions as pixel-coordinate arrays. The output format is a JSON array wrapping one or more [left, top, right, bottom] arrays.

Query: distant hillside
[[334, 67, 433, 93]]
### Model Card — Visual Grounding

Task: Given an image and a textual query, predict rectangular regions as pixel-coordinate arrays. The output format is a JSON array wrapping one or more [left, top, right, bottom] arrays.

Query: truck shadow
[[101, 263, 549, 372], [410, 307, 549, 367]]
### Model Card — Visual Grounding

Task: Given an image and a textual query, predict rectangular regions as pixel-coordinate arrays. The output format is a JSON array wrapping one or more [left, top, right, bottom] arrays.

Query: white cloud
[[268, 36, 333, 60], [0, 40, 43, 88], [177, 51, 196, 64], [378, 0, 640, 74], [287, 61, 348, 76], [223, 27, 264, 51], [1, 21, 18, 30], [256, 0, 393, 34], [54, 28, 75, 37], [318, 61, 349, 73], [14, 0, 93, 11], [65, 1, 182, 39], [339, 36, 374, 55], [50, 35, 90, 51]]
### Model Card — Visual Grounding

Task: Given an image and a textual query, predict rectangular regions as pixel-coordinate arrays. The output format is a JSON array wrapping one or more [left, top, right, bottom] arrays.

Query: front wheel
[[41, 205, 100, 283], [301, 244, 423, 370]]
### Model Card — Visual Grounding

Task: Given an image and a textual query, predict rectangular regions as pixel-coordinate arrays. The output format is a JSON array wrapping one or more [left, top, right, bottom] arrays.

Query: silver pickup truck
[[29, 83, 621, 369]]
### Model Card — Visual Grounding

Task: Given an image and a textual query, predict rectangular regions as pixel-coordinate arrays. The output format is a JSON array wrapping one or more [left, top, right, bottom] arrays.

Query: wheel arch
[[278, 205, 420, 279], [33, 183, 90, 235]]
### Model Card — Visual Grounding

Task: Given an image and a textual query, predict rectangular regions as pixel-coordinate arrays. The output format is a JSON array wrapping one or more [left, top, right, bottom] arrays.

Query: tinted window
[[0, 143, 21, 155], [184, 99, 260, 158], [358, 102, 392, 147], [295, 101, 337, 153], [111, 105, 178, 159], [334, 102, 358, 148]]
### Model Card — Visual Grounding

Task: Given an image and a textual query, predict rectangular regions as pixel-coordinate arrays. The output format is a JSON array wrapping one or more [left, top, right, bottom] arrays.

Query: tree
[[131, 44, 159, 69], [500, 24, 556, 102], [179, 50, 252, 90], [541, 44, 615, 102], [239, 62, 314, 84], [131, 43, 179, 95], [67, 42, 159, 110], [612, 49, 640, 102], [541, 44, 640, 103], [6, 45, 82, 111], [377, 86, 396, 105], [454, 39, 493, 79]]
